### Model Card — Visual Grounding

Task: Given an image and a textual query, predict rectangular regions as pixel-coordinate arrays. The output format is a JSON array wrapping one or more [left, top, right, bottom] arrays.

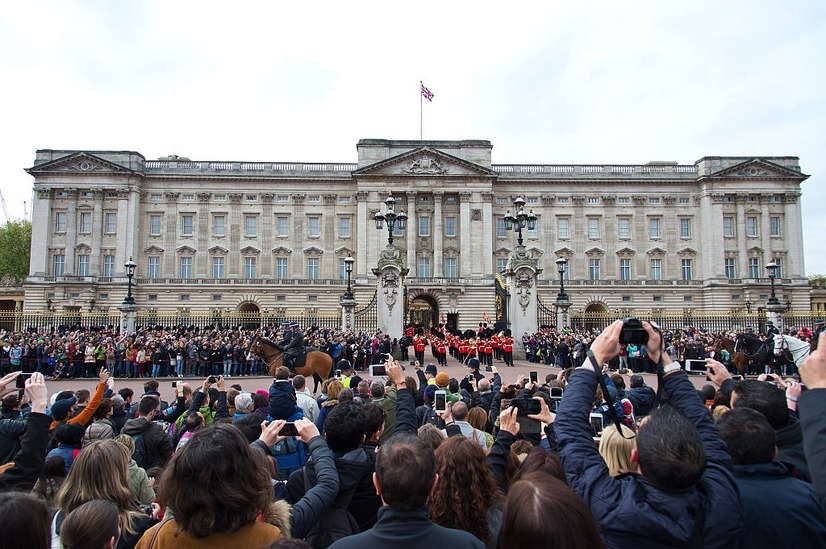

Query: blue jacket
[[732, 461, 826, 548], [268, 379, 298, 421], [555, 368, 742, 549]]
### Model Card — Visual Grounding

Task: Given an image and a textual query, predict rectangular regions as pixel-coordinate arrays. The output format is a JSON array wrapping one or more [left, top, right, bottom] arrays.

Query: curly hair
[[429, 436, 500, 542]]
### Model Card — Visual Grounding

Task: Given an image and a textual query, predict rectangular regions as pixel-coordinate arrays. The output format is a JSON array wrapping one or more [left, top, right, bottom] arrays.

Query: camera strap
[[587, 350, 635, 439]]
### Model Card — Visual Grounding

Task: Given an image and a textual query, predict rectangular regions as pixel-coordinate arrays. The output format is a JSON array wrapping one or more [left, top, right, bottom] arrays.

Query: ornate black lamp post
[[503, 196, 537, 247], [556, 257, 569, 301], [766, 260, 780, 306], [745, 299, 752, 313], [343, 253, 354, 300], [123, 257, 136, 306], [374, 196, 408, 246]]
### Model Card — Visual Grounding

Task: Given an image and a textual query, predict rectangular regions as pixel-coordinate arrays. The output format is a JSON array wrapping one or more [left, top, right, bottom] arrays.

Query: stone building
[[24, 139, 809, 330]]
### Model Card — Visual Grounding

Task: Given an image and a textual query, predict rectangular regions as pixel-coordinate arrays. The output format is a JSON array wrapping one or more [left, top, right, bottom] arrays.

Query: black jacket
[[0, 418, 27, 464], [0, 412, 52, 492], [328, 506, 484, 549], [732, 461, 826, 548], [776, 415, 811, 482], [799, 388, 826, 514], [556, 368, 742, 549], [120, 417, 174, 469]]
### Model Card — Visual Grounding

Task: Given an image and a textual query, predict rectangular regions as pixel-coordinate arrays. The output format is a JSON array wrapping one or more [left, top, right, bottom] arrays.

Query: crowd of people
[[1, 318, 826, 548]]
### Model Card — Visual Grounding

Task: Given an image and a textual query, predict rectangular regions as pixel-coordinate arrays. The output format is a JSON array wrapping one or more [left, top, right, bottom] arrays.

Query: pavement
[[40, 354, 715, 403]]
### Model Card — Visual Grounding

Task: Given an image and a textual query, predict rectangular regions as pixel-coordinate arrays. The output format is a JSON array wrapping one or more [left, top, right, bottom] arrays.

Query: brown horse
[[247, 335, 333, 393], [713, 335, 747, 376]]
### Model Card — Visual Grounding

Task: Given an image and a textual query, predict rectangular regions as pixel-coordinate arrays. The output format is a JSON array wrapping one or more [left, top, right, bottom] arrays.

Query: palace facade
[[24, 139, 809, 330]]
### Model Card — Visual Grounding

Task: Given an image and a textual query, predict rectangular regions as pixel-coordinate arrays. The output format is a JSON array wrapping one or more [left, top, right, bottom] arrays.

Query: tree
[[809, 275, 826, 289], [0, 220, 31, 284]]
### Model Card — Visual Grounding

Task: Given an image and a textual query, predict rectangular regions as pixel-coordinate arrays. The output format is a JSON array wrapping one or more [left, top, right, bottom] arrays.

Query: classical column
[[90, 190, 104, 275], [481, 192, 494, 276], [30, 188, 53, 275], [290, 194, 306, 278], [196, 192, 211, 276], [406, 191, 417, 274], [459, 191, 472, 277], [261, 193, 274, 277], [736, 194, 748, 278], [433, 191, 443, 277], [115, 190, 130, 272], [65, 190, 79, 275], [356, 190, 369, 277], [783, 192, 804, 277], [700, 193, 724, 279], [163, 192, 180, 277]]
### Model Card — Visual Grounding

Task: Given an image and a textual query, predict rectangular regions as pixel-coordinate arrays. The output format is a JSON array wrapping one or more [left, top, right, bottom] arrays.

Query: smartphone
[[207, 376, 217, 384], [15, 373, 32, 390], [511, 397, 542, 433], [685, 359, 706, 374], [590, 413, 604, 438], [530, 371, 538, 384], [279, 422, 299, 437], [434, 390, 447, 413], [171, 381, 178, 388], [369, 364, 387, 377], [335, 369, 342, 377], [550, 386, 564, 399]]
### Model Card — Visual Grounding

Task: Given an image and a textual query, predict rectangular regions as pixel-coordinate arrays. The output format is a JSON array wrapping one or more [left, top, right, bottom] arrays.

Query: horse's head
[[246, 335, 261, 362]]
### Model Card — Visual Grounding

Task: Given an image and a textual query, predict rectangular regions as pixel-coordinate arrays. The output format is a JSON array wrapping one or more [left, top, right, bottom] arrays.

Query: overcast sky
[[1, 1, 824, 272]]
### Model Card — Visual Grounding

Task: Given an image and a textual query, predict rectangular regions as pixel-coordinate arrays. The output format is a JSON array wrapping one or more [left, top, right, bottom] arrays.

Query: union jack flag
[[421, 82, 434, 102]]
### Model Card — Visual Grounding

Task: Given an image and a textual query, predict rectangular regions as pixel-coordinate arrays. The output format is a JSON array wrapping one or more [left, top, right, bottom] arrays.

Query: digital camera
[[619, 317, 648, 345]]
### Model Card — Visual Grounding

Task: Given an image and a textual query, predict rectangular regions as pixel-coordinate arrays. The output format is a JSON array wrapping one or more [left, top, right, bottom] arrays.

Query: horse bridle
[[776, 335, 809, 362]]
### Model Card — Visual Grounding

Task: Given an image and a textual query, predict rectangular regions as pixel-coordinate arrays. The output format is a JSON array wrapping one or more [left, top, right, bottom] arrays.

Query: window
[[497, 258, 508, 273], [276, 295, 286, 302], [148, 257, 159, 279], [445, 216, 457, 238], [588, 197, 600, 204], [103, 255, 114, 277], [339, 217, 351, 238], [653, 295, 663, 302], [725, 258, 736, 279], [246, 194, 257, 201], [770, 217, 781, 237], [497, 218, 507, 238], [587, 218, 600, 239], [98, 293, 108, 299], [748, 258, 760, 279], [393, 220, 404, 237], [338, 258, 347, 280], [558, 218, 570, 239], [180, 294, 190, 301], [746, 217, 758, 237], [244, 257, 257, 279], [418, 257, 431, 278], [561, 261, 569, 281], [618, 218, 630, 239], [444, 257, 457, 278], [180, 257, 192, 279], [213, 294, 222, 301], [150, 215, 161, 236], [419, 216, 430, 237], [496, 197, 508, 204], [308, 295, 318, 302], [151, 193, 162, 201], [308, 216, 320, 238], [213, 215, 225, 236], [244, 216, 257, 237], [649, 197, 660, 204], [558, 197, 570, 204], [679, 197, 690, 204], [617, 197, 630, 205], [680, 218, 691, 238], [276, 195, 289, 203], [619, 259, 631, 281], [214, 194, 226, 201], [650, 259, 662, 280], [277, 216, 289, 237], [622, 296, 631, 302], [307, 258, 319, 280], [774, 258, 783, 278], [589, 259, 601, 280], [723, 216, 734, 237], [338, 196, 351, 204], [53, 254, 65, 276], [181, 215, 193, 236], [212, 257, 225, 279], [526, 197, 539, 205], [182, 194, 194, 201], [79, 212, 91, 233], [55, 212, 67, 232], [308, 196, 320, 203], [77, 254, 89, 276], [684, 295, 693, 302], [276, 258, 288, 279], [104, 213, 116, 234], [649, 218, 661, 239], [681, 259, 693, 281]]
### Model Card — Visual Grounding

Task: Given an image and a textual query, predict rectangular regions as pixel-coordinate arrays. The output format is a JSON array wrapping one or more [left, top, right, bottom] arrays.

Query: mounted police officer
[[277, 322, 305, 371], [765, 320, 781, 374]]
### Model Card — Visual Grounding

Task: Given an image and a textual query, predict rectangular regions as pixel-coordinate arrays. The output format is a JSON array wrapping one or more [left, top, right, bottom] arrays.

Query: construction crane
[[0, 190, 9, 224]]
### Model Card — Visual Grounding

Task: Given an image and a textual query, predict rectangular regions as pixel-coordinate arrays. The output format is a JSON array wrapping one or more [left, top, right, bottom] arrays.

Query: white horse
[[773, 334, 810, 372]]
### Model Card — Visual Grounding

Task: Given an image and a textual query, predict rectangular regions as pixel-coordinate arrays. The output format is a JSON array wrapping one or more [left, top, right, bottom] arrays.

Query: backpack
[[271, 436, 307, 480], [302, 466, 360, 549], [131, 432, 148, 469]]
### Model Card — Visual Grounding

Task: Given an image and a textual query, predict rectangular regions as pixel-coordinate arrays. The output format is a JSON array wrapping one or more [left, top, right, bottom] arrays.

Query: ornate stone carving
[[381, 270, 400, 312], [402, 155, 447, 174], [323, 194, 337, 205], [571, 196, 586, 205], [164, 192, 180, 203], [197, 193, 211, 203], [663, 196, 677, 205], [117, 190, 129, 199], [433, 190, 444, 202], [292, 194, 306, 204], [782, 193, 800, 204], [601, 195, 616, 205], [261, 193, 274, 204], [229, 193, 243, 204], [459, 191, 472, 201], [471, 208, 482, 221], [64, 189, 79, 199], [36, 188, 52, 199], [356, 191, 369, 202], [541, 196, 555, 206], [515, 270, 533, 313], [92, 190, 104, 199], [711, 194, 726, 204], [632, 195, 647, 205], [736, 166, 770, 177]]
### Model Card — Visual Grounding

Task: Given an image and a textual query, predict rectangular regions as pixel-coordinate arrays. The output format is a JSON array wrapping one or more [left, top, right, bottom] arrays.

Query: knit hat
[[435, 372, 450, 388], [50, 397, 77, 421], [424, 363, 438, 375], [424, 384, 438, 403]]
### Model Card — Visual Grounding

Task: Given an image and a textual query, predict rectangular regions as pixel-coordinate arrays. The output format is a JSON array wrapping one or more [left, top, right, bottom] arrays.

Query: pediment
[[303, 246, 324, 255], [75, 243, 91, 253], [747, 246, 764, 255], [176, 245, 196, 254], [352, 146, 496, 177], [705, 158, 808, 181], [443, 245, 461, 254], [240, 246, 260, 255], [493, 247, 512, 256], [554, 247, 574, 257], [272, 246, 292, 255], [527, 247, 543, 257], [616, 247, 636, 256], [677, 247, 697, 257], [585, 247, 605, 257], [26, 152, 135, 175], [334, 246, 355, 256], [208, 246, 229, 255], [646, 246, 667, 256], [144, 245, 165, 254]]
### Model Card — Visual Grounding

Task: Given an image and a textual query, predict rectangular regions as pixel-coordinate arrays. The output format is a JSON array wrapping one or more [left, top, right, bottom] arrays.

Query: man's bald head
[[452, 401, 469, 421]]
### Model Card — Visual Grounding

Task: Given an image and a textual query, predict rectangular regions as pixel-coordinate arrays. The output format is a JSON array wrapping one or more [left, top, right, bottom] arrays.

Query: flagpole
[[420, 80, 423, 140]]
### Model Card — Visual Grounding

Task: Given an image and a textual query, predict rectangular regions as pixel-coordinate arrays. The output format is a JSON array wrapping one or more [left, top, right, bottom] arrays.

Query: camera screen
[[550, 387, 564, 399], [434, 392, 447, 412], [370, 365, 387, 377], [590, 414, 604, 437]]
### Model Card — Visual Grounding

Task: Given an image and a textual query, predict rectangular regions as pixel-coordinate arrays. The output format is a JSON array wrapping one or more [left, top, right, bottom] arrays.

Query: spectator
[[416, 423, 445, 453], [269, 367, 299, 421], [31, 454, 66, 507], [0, 372, 52, 492], [113, 435, 155, 505], [46, 422, 84, 474], [717, 407, 826, 548], [82, 398, 116, 447], [467, 406, 493, 448], [293, 375, 319, 423], [441, 402, 487, 449], [59, 499, 121, 549], [233, 392, 254, 421], [137, 423, 288, 547], [625, 374, 655, 418], [501, 472, 603, 549], [371, 381, 398, 445], [0, 492, 51, 549], [109, 395, 128, 436], [555, 320, 742, 548], [429, 435, 502, 547], [598, 424, 636, 477], [328, 434, 483, 549], [316, 379, 343, 435], [53, 439, 155, 548], [120, 395, 174, 469], [49, 369, 108, 431], [799, 331, 826, 515]]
